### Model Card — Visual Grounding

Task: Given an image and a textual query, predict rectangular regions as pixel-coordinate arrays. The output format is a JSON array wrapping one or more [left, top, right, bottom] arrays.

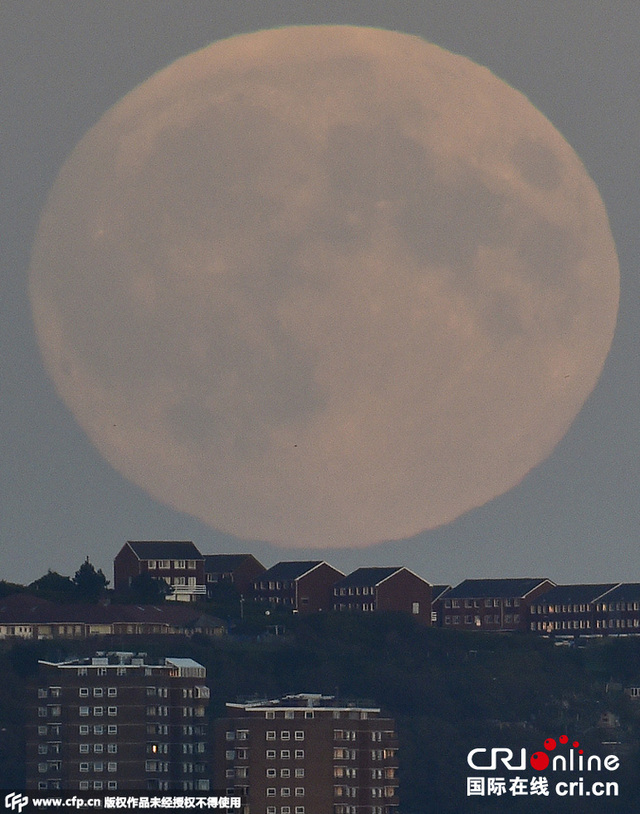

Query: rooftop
[[333, 567, 404, 588], [444, 578, 553, 599], [126, 540, 203, 560], [537, 584, 619, 605], [259, 561, 336, 581]]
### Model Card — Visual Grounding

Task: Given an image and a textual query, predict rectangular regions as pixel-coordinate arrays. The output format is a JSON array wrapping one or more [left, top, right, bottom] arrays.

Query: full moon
[[29, 26, 619, 548]]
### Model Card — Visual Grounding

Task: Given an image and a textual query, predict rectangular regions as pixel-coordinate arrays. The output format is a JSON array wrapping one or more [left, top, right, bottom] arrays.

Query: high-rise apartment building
[[26, 652, 210, 792], [214, 694, 399, 814]]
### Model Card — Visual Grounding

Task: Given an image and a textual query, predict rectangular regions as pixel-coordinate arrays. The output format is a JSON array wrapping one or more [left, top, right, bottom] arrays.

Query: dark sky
[[2, 1, 640, 587]]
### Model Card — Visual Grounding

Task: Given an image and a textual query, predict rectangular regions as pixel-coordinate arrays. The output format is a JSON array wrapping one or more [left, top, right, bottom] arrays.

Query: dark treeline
[[2, 613, 640, 812]]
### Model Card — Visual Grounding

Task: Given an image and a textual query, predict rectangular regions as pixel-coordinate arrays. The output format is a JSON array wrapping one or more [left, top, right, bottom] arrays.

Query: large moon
[[29, 26, 619, 549]]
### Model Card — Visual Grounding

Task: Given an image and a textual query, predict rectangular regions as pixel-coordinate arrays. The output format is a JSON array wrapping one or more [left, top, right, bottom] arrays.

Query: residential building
[[332, 567, 432, 625], [214, 694, 399, 814], [204, 554, 266, 599], [0, 594, 225, 640], [430, 585, 452, 626], [26, 652, 210, 792], [114, 541, 206, 601], [530, 584, 618, 635], [594, 583, 640, 635], [439, 578, 555, 632], [253, 562, 345, 614]]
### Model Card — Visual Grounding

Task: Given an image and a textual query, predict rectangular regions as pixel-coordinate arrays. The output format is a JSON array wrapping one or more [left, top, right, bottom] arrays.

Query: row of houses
[[114, 541, 640, 637], [4, 541, 640, 640], [0, 594, 226, 641]]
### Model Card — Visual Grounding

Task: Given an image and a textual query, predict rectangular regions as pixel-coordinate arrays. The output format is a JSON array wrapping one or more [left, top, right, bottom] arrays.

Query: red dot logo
[[573, 741, 580, 748], [559, 735, 568, 744], [530, 751, 550, 771], [544, 738, 556, 751]]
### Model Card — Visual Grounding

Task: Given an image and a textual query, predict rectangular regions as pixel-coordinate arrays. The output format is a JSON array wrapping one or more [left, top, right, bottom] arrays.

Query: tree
[[28, 570, 76, 602], [72, 558, 109, 603], [128, 572, 173, 604]]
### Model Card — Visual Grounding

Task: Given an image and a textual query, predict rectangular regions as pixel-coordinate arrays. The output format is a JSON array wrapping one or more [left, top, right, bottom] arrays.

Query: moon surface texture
[[29, 26, 619, 549]]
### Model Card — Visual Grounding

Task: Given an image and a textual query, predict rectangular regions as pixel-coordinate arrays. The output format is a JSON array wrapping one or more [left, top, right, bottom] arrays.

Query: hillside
[[2, 613, 640, 811]]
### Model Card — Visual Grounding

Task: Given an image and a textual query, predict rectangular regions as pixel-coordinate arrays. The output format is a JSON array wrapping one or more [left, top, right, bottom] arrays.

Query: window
[[107, 781, 117, 789], [295, 788, 305, 797], [304, 711, 314, 719], [295, 808, 305, 814], [108, 688, 117, 697], [79, 707, 90, 717], [93, 688, 103, 697], [267, 788, 276, 797], [97, 668, 107, 676], [107, 725, 118, 735], [148, 560, 156, 569], [176, 560, 186, 569], [294, 750, 304, 759], [294, 731, 304, 741], [281, 788, 291, 797], [281, 750, 290, 759], [284, 710, 295, 719], [80, 763, 89, 773], [79, 725, 89, 735], [266, 750, 276, 759], [78, 667, 88, 676], [94, 744, 103, 753], [266, 711, 275, 719], [108, 744, 117, 753], [159, 560, 170, 569], [108, 707, 117, 716], [79, 745, 90, 754], [281, 769, 290, 778], [281, 731, 290, 740], [266, 769, 276, 778], [94, 707, 104, 716], [266, 731, 276, 741], [412, 602, 420, 614], [295, 769, 304, 778]]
